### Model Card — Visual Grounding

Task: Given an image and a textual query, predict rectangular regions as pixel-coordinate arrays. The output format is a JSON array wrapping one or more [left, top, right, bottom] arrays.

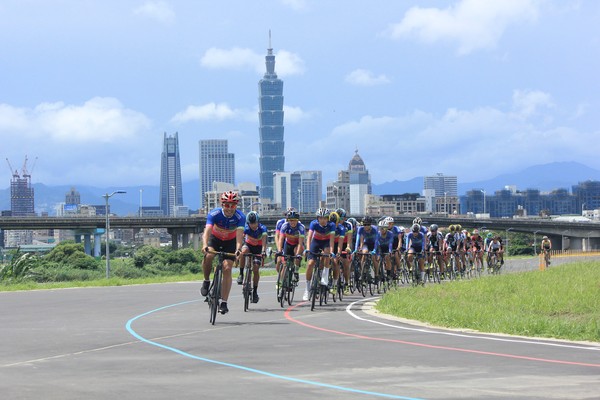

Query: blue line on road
[[125, 300, 425, 400]]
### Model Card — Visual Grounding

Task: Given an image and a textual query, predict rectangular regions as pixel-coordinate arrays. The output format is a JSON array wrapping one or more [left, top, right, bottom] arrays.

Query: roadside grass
[[0, 265, 281, 292], [377, 261, 600, 342]]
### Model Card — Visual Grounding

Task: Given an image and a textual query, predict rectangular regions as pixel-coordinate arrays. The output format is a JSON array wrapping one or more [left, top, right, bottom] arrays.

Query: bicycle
[[409, 251, 425, 286], [488, 251, 501, 275], [306, 251, 331, 311], [543, 249, 551, 269], [277, 254, 301, 307], [428, 250, 442, 284], [472, 250, 484, 278], [205, 250, 236, 325], [398, 252, 410, 285], [446, 250, 459, 281], [375, 253, 389, 294], [241, 253, 263, 312]]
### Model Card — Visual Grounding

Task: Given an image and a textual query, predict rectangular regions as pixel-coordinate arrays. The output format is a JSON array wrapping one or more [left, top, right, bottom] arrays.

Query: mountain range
[[2, 162, 599, 216]]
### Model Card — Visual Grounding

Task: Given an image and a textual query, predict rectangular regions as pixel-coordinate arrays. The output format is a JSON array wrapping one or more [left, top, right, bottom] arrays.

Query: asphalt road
[[1, 270, 599, 400]]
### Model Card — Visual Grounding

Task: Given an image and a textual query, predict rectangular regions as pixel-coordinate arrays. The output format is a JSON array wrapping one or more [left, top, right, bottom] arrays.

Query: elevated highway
[[1, 215, 598, 250]]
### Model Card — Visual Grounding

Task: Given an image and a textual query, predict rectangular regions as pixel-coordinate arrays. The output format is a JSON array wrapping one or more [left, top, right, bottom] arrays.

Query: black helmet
[[362, 216, 373, 225], [247, 211, 259, 224], [335, 208, 347, 218], [287, 210, 300, 220]]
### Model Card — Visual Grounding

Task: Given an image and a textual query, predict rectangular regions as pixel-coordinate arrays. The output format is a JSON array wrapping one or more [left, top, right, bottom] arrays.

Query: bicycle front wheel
[[209, 268, 222, 325]]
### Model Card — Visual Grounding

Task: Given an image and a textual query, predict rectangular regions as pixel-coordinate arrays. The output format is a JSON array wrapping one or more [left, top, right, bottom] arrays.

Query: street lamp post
[[533, 230, 540, 255], [480, 189, 486, 215], [103, 190, 126, 279], [444, 192, 447, 215], [297, 188, 302, 213]]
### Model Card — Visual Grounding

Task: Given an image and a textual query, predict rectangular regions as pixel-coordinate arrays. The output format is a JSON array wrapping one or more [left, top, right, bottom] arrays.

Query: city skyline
[[1, 1, 599, 190]]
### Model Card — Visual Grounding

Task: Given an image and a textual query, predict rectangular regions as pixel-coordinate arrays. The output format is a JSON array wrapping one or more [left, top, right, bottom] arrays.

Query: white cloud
[[283, 105, 309, 123], [171, 102, 239, 123], [133, 1, 175, 25], [280, 0, 308, 11], [345, 69, 391, 86], [388, 0, 540, 55], [512, 89, 554, 117], [200, 47, 305, 77], [0, 97, 151, 143]]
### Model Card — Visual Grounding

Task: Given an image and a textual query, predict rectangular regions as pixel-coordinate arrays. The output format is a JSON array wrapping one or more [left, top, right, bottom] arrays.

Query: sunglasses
[[222, 203, 237, 209]]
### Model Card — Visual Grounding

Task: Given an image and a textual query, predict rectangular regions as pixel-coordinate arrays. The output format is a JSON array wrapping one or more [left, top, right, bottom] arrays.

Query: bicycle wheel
[[209, 267, 221, 325], [310, 267, 320, 311], [279, 266, 288, 308], [243, 267, 252, 312]]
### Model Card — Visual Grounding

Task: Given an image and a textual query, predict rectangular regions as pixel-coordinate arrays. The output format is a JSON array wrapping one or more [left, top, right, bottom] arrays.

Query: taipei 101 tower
[[258, 31, 285, 201]]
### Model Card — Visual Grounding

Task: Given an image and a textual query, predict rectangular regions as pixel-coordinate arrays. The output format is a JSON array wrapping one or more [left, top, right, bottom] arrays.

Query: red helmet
[[220, 190, 239, 203]]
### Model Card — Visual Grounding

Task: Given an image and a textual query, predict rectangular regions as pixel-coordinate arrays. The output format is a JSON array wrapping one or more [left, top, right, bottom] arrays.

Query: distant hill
[[2, 162, 599, 215], [372, 161, 600, 196]]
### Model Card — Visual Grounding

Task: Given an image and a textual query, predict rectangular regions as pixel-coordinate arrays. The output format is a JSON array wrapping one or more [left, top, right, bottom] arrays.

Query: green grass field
[[377, 261, 600, 342]]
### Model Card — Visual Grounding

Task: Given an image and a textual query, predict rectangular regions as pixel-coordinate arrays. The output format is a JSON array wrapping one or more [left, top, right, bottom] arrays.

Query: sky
[[1, 0, 599, 193]]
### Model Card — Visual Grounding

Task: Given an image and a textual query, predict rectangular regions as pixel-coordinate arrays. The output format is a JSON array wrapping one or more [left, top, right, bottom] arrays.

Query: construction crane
[[5, 158, 19, 178], [22, 155, 38, 179]]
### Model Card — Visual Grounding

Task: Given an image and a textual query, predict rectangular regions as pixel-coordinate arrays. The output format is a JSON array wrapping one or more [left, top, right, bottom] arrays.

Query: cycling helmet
[[247, 211, 259, 224], [378, 219, 388, 228], [329, 211, 340, 224], [412, 223, 420, 233], [449, 225, 456, 232], [487, 232, 493, 238], [316, 207, 330, 218], [472, 229, 479, 235], [543, 235, 548, 239], [430, 224, 438, 231], [347, 217, 358, 228], [287, 210, 300, 220], [221, 190, 239, 203], [413, 217, 422, 225], [335, 208, 347, 218], [384, 216, 394, 225], [398, 226, 405, 232], [456, 224, 462, 231], [362, 216, 374, 225]]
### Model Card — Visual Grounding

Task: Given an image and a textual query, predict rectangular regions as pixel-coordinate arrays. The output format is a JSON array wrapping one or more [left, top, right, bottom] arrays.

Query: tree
[[0, 249, 38, 281]]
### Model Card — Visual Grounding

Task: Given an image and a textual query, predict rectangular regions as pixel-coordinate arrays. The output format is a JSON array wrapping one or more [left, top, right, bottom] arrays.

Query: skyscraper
[[424, 173, 458, 197], [258, 31, 285, 201], [159, 132, 183, 217], [199, 139, 235, 210], [273, 170, 322, 213]]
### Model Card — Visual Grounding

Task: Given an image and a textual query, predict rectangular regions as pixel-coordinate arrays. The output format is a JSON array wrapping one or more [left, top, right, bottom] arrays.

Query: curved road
[[1, 274, 599, 399]]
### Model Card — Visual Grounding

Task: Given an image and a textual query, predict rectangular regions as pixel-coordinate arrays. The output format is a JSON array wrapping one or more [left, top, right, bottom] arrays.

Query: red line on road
[[284, 302, 600, 368]]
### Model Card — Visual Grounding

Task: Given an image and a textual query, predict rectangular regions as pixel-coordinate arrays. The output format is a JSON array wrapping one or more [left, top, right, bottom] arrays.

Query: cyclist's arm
[[202, 224, 213, 251], [235, 227, 244, 253]]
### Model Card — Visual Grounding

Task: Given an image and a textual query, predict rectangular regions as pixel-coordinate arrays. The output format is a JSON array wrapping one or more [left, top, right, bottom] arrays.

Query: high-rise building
[[258, 32, 285, 201], [159, 132, 183, 217], [326, 151, 371, 216], [274, 170, 322, 213], [424, 173, 458, 197], [199, 139, 235, 210], [6, 161, 35, 246]]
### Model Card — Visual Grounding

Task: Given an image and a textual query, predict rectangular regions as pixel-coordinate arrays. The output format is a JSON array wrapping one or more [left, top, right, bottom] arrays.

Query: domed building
[[326, 150, 371, 216]]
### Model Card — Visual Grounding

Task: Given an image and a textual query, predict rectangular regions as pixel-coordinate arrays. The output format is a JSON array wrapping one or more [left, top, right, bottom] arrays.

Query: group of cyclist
[[200, 190, 511, 315]]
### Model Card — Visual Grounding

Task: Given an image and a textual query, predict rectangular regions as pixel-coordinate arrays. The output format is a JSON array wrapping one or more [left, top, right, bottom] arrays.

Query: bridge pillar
[[94, 233, 102, 258], [192, 233, 200, 251], [171, 230, 179, 250], [83, 234, 92, 256], [74, 234, 82, 243], [182, 233, 189, 248]]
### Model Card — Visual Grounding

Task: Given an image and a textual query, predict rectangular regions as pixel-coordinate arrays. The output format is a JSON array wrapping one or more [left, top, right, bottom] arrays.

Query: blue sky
[[1, 0, 598, 190]]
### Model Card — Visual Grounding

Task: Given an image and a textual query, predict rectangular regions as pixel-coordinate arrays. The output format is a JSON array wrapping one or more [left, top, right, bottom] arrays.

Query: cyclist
[[384, 217, 402, 278], [426, 224, 445, 277], [487, 235, 503, 270], [201, 191, 246, 315], [274, 208, 295, 272], [484, 232, 494, 268], [406, 223, 426, 284], [276, 210, 305, 284], [329, 211, 346, 292], [354, 215, 379, 274], [334, 209, 353, 290], [541, 236, 552, 265], [444, 225, 461, 273], [376, 219, 394, 282], [303, 208, 336, 301], [237, 211, 267, 303], [471, 229, 485, 269]]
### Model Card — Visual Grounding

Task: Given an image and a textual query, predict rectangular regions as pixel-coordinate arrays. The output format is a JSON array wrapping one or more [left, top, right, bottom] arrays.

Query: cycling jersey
[[471, 235, 484, 250], [354, 225, 378, 250], [445, 232, 459, 251], [206, 208, 246, 241], [427, 231, 444, 250], [308, 220, 335, 241], [341, 221, 353, 246], [406, 231, 425, 252], [377, 229, 394, 254], [244, 223, 267, 247], [279, 221, 306, 246]]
